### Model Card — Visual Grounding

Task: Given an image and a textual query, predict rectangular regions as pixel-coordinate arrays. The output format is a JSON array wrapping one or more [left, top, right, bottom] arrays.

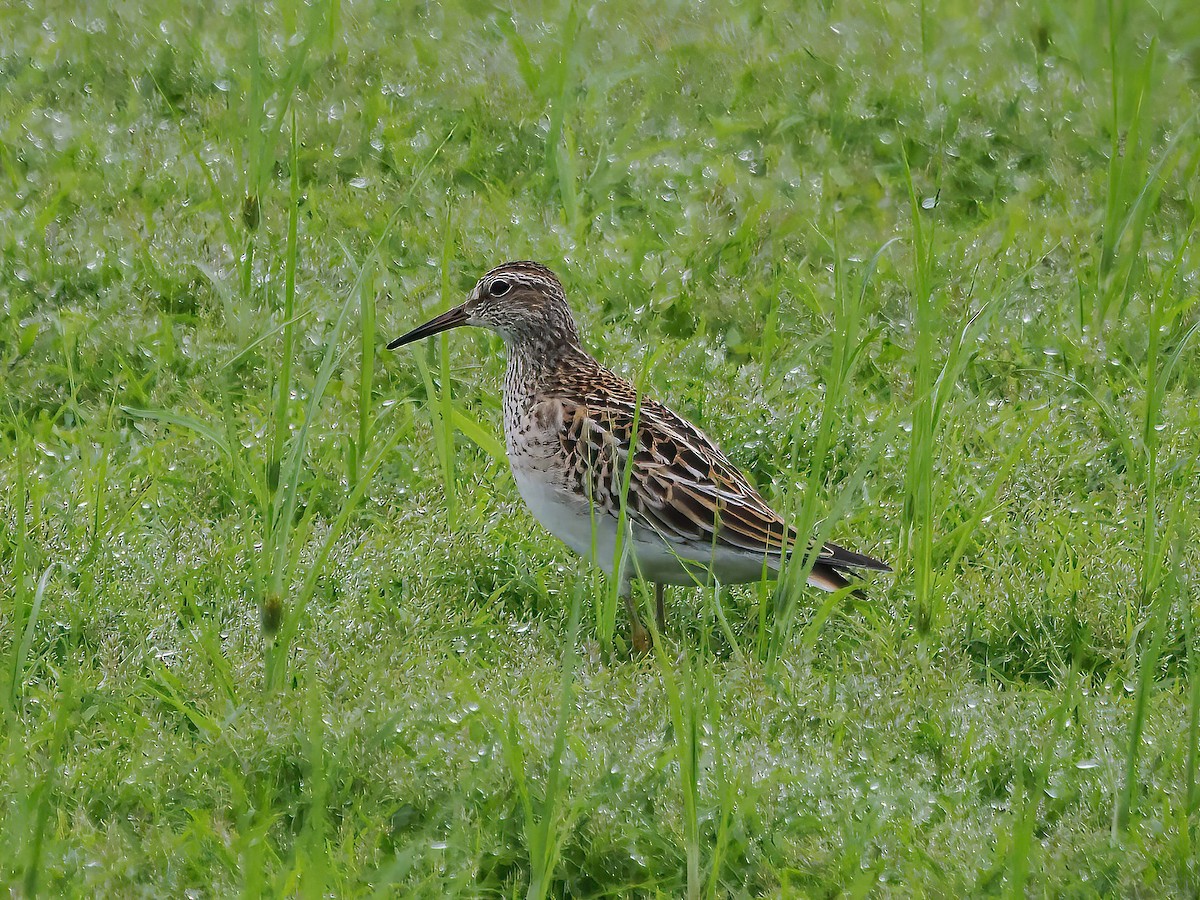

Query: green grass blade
[[10, 564, 52, 709], [3, 432, 30, 718], [267, 109, 301, 500], [899, 140, 938, 636], [263, 127, 454, 689], [122, 407, 232, 457], [450, 407, 506, 463], [355, 254, 377, 488], [1005, 665, 1077, 895], [413, 349, 458, 530]]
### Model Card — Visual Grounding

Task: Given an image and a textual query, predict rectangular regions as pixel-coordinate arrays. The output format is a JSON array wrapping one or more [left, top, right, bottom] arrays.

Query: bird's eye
[[489, 279, 511, 297]]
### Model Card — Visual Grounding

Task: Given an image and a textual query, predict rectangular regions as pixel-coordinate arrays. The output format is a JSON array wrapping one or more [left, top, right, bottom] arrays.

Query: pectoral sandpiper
[[389, 261, 890, 652]]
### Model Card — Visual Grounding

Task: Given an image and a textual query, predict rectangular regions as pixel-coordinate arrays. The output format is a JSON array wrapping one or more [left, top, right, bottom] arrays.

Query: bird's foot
[[631, 625, 652, 655]]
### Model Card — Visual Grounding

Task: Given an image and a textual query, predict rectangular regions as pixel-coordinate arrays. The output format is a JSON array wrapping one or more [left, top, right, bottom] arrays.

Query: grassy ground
[[2, 0, 1199, 895]]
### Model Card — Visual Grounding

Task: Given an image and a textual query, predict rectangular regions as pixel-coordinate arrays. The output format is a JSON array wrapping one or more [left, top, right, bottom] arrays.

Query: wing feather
[[550, 380, 888, 576], [544, 355, 892, 573]]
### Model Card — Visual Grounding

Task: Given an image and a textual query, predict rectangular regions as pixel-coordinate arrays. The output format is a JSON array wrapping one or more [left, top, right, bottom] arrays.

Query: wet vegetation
[[2, 0, 1199, 895]]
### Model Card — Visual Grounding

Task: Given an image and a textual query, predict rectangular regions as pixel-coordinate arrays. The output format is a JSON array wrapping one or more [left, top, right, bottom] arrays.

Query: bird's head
[[387, 261, 580, 351]]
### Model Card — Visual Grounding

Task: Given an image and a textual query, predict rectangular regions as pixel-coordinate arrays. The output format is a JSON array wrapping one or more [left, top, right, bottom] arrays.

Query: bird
[[388, 261, 890, 652]]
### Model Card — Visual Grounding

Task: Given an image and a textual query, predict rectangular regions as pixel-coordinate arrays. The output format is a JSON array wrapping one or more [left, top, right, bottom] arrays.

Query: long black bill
[[386, 304, 470, 350]]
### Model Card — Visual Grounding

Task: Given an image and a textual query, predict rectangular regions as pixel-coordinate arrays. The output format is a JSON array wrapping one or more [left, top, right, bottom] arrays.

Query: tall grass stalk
[[1186, 524, 1200, 861], [1096, 1, 1198, 333], [413, 349, 458, 533], [240, 0, 264, 296], [260, 112, 302, 633], [767, 229, 893, 666], [3, 431, 29, 715], [897, 154, 1019, 638], [546, 3, 582, 232], [1113, 235, 1200, 833], [496, 579, 585, 899], [229, 766, 275, 897], [899, 145, 938, 635], [1112, 505, 1178, 836], [297, 659, 331, 895], [1096, 1, 1154, 329], [21, 667, 77, 897], [350, 251, 376, 489], [1160, 514, 1197, 882], [438, 206, 459, 528], [260, 123, 453, 688], [655, 637, 703, 899], [792, 418, 899, 655], [493, 4, 583, 232], [242, 0, 329, 252], [931, 417, 1040, 601], [705, 668, 736, 900], [11, 565, 53, 711], [1005, 664, 1077, 896], [407, 208, 462, 532]]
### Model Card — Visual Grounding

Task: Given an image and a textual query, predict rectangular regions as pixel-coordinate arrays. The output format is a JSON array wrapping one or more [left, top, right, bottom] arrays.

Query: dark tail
[[808, 541, 891, 594]]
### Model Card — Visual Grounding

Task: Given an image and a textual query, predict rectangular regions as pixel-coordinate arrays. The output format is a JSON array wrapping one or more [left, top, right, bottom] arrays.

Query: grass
[[2, 0, 1199, 894]]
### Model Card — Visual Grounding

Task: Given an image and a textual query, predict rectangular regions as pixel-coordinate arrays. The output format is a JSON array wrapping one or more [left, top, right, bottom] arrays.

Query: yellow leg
[[622, 583, 650, 654]]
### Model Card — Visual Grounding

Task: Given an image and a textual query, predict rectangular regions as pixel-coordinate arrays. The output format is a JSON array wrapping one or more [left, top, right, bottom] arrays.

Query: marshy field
[[2, 0, 1199, 895]]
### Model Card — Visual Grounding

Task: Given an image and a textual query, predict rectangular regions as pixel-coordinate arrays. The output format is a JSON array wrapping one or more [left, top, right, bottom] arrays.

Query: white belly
[[509, 457, 779, 587], [510, 460, 619, 566], [502, 393, 779, 588]]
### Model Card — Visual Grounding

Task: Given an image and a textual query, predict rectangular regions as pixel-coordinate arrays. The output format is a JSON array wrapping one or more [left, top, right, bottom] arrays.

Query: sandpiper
[[389, 261, 890, 651]]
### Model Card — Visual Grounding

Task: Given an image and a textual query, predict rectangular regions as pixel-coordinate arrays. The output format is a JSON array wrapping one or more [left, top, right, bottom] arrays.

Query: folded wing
[[552, 387, 890, 584]]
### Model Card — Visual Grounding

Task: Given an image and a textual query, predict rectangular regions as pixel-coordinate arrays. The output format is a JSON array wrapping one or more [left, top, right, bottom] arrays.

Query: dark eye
[[489, 279, 511, 297]]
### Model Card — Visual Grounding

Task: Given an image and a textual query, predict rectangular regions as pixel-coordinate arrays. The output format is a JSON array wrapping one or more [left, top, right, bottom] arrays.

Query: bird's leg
[[621, 581, 650, 655], [615, 538, 651, 655], [655, 582, 667, 634]]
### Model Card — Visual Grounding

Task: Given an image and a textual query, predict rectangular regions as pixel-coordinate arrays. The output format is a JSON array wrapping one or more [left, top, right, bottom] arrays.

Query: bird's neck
[[504, 331, 578, 384], [502, 335, 591, 402]]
